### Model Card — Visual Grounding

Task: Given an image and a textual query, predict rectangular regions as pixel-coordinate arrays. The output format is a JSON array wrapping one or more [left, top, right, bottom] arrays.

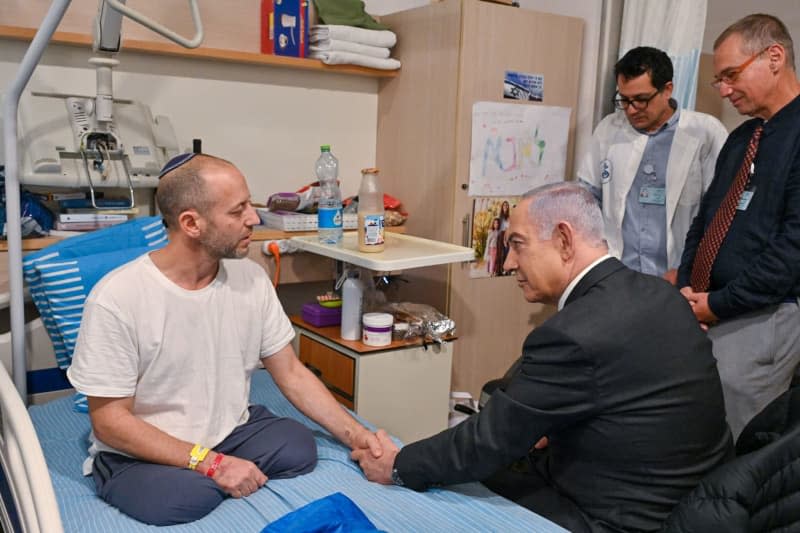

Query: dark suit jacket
[[395, 258, 732, 532]]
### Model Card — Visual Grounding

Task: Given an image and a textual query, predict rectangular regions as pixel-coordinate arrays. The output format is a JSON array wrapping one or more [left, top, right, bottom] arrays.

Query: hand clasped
[[350, 429, 399, 485]]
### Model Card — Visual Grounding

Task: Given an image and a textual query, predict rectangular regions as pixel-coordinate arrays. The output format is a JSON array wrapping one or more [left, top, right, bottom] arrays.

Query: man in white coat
[[578, 46, 728, 283]]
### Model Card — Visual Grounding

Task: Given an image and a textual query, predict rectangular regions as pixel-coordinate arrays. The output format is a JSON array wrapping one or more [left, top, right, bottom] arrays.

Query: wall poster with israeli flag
[[468, 101, 571, 197], [504, 70, 544, 102]]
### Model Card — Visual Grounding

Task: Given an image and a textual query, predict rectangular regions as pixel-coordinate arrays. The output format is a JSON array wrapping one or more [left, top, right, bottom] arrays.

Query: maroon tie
[[690, 125, 763, 292]]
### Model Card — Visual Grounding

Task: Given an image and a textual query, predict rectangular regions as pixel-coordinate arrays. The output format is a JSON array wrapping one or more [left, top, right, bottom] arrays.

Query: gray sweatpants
[[708, 300, 800, 439], [91, 405, 317, 526]]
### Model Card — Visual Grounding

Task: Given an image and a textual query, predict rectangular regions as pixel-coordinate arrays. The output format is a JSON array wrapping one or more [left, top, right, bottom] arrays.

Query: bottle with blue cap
[[316, 145, 343, 245]]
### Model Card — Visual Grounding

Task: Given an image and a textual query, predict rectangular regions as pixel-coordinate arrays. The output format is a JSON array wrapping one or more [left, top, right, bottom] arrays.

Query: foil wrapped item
[[378, 302, 455, 344]]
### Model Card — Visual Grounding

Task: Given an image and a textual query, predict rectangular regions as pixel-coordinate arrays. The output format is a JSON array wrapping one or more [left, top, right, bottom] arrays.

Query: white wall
[[365, 0, 430, 15], [703, 0, 800, 131], [703, 0, 800, 54]]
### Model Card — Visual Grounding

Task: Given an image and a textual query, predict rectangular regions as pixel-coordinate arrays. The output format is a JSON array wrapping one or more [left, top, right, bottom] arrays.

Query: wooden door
[[446, 1, 583, 396]]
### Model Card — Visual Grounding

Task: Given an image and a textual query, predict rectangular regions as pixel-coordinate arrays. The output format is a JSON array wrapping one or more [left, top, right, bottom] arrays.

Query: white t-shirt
[[67, 254, 295, 474]]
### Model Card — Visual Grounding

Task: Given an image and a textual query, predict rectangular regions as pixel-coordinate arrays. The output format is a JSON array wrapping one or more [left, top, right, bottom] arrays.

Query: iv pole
[[3, 1, 203, 400]]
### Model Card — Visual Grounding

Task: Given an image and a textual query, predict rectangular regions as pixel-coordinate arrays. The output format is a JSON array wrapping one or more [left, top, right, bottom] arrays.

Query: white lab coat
[[577, 109, 728, 270]]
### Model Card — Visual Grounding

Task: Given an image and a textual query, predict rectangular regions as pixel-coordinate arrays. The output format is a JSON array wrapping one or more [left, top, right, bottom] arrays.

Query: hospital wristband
[[206, 453, 224, 478], [188, 444, 210, 470]]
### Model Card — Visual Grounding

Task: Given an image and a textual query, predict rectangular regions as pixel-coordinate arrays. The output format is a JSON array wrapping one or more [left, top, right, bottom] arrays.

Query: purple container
[[301, 302, 342, 327]]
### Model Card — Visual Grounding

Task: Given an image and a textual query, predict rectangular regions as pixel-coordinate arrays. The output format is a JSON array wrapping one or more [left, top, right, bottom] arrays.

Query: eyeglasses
[[711, 45, 771, 88], [613, 89, 661, 111]]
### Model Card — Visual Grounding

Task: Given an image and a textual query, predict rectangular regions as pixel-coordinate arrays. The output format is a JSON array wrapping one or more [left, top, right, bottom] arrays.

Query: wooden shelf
[[290, 315, 456, 355], [0, 24, 398, 79], [0, 237, 61, 252], [0, 225, 407, 252]]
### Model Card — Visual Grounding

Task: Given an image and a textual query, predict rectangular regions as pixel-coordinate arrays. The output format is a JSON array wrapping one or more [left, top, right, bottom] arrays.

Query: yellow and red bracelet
[[206, 453, 224, 478], [188, 444, 210, 470]]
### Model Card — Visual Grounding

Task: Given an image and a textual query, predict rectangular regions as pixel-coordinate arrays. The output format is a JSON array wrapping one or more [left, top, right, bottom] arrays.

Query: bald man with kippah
[[68, 153, 382, 525]]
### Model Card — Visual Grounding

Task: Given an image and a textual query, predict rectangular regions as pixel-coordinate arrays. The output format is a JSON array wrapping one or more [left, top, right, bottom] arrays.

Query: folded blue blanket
[[262, 492, 381, 533]]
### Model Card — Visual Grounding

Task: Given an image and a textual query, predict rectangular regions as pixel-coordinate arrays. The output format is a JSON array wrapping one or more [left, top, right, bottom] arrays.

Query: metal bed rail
[[0, 361, 63, 533]]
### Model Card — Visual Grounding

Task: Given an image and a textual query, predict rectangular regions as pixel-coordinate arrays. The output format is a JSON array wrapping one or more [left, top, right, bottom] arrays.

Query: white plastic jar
[[362, 312, 394, 346]]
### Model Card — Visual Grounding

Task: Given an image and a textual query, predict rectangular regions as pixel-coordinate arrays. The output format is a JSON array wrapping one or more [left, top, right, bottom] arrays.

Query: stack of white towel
[[309, 25, 400, 71]]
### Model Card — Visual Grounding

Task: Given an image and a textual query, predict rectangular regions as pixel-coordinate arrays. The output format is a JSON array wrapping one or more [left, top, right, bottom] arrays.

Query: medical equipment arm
[[95, 0, 204, 52], [90, 0, 204, 134]]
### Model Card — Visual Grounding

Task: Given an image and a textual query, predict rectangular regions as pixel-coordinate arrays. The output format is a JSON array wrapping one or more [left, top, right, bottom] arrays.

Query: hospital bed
[[2, 364, 567, 532], [0, 221, 568, 532]]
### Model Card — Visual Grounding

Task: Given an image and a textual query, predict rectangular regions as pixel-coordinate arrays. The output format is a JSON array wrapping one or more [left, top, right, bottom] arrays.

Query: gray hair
[[522, 182, 606, 247], [714, 13, 795, 71], [156, 154, 234, 229]]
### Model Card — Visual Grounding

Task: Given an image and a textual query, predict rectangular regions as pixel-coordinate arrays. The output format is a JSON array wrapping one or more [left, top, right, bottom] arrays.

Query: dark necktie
[[690, 125, 763, 292]]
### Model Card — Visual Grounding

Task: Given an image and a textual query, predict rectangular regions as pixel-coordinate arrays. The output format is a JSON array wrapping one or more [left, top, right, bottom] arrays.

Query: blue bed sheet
[[29, 370, 566, 532]]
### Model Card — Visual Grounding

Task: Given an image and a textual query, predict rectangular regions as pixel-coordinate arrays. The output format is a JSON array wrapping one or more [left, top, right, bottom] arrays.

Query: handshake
[[349, 428, 401, 485]]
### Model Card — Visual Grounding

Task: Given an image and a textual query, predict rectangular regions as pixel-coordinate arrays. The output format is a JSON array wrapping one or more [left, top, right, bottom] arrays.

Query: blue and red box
[[261, 0, 309, 57]]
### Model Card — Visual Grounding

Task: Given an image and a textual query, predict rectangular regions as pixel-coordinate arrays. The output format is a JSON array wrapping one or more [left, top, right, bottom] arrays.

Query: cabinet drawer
[[298, 335, 355, 409]]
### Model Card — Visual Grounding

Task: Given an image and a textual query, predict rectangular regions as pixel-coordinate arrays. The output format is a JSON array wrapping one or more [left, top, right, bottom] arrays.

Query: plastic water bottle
[[316, 145, 343, 245], [357, 167, 385, 253], [340, 271, 364, 340]]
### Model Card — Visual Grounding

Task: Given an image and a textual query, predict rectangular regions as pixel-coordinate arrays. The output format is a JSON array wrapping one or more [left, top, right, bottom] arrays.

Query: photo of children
[[484, 217, 501, 275], [469, 196, 520, 279]]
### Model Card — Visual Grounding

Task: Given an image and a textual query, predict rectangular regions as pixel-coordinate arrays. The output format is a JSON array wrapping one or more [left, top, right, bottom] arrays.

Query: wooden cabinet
[[298, 335, 355, 409], [376, 0, 583, 397], [291, 317, 454, 443]]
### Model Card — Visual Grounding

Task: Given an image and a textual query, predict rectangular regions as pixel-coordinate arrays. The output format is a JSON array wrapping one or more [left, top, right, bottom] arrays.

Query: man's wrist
[[346, 424, 370, 449], [706, 290, 723, 321], [196, 450, 217, 475], [188, 444, 210, 470], [390, 465, 404, 486]]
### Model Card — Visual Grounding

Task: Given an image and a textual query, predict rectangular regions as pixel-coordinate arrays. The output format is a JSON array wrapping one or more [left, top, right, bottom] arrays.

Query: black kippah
[[158, 152, 197, 179]]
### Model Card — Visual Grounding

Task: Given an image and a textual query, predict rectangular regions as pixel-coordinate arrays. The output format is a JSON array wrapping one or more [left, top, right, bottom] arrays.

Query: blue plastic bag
[[262, 492, 382, 533], [0, 166, 55, 236], [21, 190, 54, 235]]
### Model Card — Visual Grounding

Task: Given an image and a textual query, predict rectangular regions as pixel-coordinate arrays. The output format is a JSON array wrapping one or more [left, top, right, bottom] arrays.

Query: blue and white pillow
[[23, 216, 167, 411]]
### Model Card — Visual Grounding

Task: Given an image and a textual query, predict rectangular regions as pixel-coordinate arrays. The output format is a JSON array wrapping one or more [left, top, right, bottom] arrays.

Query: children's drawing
[[469, 102, 571, 196]]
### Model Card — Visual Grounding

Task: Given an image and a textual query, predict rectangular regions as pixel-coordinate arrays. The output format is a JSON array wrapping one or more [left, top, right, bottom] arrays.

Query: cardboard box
[[261, 0, 309, 57]]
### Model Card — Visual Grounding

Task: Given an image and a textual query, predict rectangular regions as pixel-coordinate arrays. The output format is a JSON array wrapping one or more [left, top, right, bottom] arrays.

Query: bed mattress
[[29, 370, 565, 532]]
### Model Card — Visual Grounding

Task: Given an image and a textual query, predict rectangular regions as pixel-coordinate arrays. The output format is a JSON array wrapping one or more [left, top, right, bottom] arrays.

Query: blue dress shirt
[[621, 106, 681, 276]]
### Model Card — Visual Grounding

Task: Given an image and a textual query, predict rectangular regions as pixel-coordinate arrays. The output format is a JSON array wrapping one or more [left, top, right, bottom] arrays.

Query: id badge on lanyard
[[738, 162, 756, 211], [639, 186, 666, 205]]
